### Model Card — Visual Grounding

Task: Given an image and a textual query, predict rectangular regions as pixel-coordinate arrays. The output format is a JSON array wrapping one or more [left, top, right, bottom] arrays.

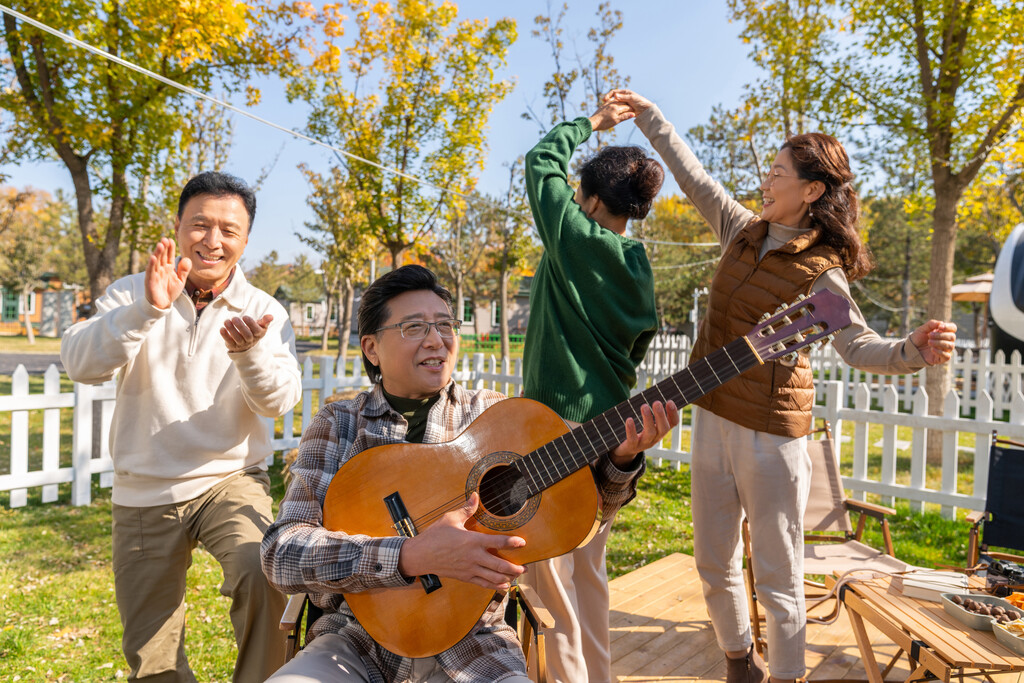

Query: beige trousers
[[112, 469, 287, 682], [520, 516, 615, 683], [266, 632, 532, 682], [690, 407, 811, 680]]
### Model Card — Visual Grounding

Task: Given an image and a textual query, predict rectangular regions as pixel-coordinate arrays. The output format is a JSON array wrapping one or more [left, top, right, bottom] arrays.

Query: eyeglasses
[[763, 168, 803, 188], [375, 319, 462, 339]]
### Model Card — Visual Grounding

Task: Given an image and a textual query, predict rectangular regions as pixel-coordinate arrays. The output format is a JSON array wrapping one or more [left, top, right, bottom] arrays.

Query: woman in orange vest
[[607, 88, 956, 683]]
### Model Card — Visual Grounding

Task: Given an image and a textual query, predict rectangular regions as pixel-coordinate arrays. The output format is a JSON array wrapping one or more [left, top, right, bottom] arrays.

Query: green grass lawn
[[0, 458, 974, 682], [0, 367, 993, 680], [0, 336, 62, 354]]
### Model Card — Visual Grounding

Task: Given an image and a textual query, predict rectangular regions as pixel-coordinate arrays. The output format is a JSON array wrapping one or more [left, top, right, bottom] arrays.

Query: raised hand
[[910, 320, 958, 366], [221, 314, 274, 353], [587, 100, 636, 132], [398, 492, 526, 590], [611, 400, 679, 468], [604, 89, 655, 117], [145, 238, 191, 310]]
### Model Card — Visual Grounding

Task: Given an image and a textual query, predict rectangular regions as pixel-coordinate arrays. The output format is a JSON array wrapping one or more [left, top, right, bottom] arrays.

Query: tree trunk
[[900, 229, 911, 337], [21, 288, 35, 344], [336, 280, 355, 372], [454, 277, 464, 329], [388, 244, 406, 269], [321, 288, 333, 353], [924, 188, 959, 463], [499, 271, 510, 361], [128, 173, 150, 274]]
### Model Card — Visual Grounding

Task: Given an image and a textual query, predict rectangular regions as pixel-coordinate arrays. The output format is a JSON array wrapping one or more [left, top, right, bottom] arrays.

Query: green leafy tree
[[292, 0, 516, 267], [634, 196, 721, 333], [0, 186, 70, 342], [246, 250, 290, 297], [0, 0, 317, 302], [687, 103, 778, 203], [425, 196, 492, 335], [123, 99, 236, 275], [286, 254, 323, 304], [299, 164, 376, 362], [859, 193, 932, 337], [484, 159, 537, 359], [524, 1, 629, 158], [728, 0, 1024, 408]]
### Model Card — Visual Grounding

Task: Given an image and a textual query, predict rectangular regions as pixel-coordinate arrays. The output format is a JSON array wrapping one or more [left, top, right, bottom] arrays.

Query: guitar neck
[[516, 336, 760, 496]]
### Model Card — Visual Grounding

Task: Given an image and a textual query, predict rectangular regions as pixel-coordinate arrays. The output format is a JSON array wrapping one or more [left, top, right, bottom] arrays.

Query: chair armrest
[[845, 499, 896, 519], [281, 593, 308, 631], [965, 510, 986, 525], [515, 583, 553, 630]]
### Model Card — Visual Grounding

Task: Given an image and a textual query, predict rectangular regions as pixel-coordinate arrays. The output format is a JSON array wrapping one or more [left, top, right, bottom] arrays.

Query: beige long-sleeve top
[[635, 104, 927, 374]]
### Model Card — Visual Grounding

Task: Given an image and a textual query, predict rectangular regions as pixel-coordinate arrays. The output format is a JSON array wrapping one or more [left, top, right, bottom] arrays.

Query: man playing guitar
[[260, 265, 676, 682]]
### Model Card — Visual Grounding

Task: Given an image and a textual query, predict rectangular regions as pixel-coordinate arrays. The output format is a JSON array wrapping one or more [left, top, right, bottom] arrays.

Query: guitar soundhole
[[478, 464, 530, 517]]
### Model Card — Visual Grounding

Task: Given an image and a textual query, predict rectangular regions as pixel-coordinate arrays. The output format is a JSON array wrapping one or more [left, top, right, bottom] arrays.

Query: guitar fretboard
[[513, 336, 759, 495]]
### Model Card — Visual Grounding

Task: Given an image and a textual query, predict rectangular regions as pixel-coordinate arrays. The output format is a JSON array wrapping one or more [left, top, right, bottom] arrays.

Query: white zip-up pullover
[[61, 266, 302, 506]]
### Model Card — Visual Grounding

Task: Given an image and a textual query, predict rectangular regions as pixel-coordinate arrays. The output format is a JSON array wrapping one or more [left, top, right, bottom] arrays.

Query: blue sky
[[4, 1, 759, 268]]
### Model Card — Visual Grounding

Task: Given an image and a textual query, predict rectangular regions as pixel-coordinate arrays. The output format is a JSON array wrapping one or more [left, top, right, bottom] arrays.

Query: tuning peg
[[760, 312, 772, 322], [796, 293, 807, 301], [783, 352, 798, 363]]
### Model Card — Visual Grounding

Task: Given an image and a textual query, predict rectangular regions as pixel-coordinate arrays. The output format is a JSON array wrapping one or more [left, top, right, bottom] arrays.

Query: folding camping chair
[[966, 432, 1024, 570]]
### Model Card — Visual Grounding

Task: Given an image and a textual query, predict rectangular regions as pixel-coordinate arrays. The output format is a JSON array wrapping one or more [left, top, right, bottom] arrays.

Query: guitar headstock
[[747, 290, 853, 363]]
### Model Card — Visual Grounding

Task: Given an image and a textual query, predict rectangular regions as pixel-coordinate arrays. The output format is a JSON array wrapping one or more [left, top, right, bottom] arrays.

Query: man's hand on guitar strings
[[610, 400, 679, 468], [396, 492, 527, 591]]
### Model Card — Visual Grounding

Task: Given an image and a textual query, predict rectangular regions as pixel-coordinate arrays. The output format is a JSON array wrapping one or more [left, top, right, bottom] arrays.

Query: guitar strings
[[405, 408, 645, 531], [404, 395, 662, 531], [397, 338, 766, 535], [404, 310, 818, 532]]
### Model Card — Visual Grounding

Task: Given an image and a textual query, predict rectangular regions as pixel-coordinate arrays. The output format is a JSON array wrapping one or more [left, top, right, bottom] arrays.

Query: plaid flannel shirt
[[261, 381, 644, 683]]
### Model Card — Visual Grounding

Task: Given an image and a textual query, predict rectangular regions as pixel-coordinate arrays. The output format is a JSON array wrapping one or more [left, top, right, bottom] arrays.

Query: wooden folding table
[[830, 575, 1024, 682]]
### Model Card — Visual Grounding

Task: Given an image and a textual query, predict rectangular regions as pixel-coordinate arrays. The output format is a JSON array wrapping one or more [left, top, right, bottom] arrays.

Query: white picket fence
[[4, 337, 1024, 519]]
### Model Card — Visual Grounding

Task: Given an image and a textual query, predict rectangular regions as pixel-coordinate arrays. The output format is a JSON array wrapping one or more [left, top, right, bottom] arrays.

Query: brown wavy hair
[[782, 133, 873, 281]]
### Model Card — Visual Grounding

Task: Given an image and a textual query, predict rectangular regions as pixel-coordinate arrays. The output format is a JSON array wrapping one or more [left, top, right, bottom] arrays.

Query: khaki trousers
[[690, 407, 811, 680], [112, 469, 287, 682], [520, 516, 615, 683], [266, 633, 531, 682]]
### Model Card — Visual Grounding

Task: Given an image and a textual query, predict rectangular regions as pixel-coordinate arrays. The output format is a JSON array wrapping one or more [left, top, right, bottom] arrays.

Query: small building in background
[[0, 275, 85, 337], [270, 276, 534, 344]]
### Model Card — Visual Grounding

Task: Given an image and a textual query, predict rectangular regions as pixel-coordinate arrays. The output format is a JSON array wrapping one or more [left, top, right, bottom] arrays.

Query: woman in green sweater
[[520, 102, 671, 683]]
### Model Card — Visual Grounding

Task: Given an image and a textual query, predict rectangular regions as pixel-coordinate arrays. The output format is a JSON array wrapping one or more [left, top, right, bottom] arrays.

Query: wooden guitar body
[[319, 289, 854, 658], [322, 397, 601, 658]]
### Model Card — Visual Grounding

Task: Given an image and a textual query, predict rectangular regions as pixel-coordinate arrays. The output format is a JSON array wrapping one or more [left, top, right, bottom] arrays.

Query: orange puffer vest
[[691, 220, 843, 437]]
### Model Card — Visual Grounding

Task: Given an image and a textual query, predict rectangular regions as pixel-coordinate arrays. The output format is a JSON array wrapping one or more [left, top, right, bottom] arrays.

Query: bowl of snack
[[941, 593, 1022, 630], [993, 619, 1024, 656]]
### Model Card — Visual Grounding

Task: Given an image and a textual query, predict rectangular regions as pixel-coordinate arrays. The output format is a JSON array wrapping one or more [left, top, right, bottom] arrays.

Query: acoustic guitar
[[322, 289, 852, 658]]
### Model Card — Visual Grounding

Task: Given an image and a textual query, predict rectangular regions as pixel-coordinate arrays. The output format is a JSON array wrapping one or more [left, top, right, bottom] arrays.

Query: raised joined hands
[[587, 100, 636, 132], [603, 89, 655, 117]]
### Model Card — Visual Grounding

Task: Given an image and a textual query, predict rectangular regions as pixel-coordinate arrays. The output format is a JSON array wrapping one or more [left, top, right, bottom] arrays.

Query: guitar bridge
[[384, 492, 442, 594]]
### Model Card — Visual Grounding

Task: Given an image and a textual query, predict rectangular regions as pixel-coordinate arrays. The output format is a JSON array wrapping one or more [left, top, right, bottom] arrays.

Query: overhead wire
[[0, 3, 717, 255]]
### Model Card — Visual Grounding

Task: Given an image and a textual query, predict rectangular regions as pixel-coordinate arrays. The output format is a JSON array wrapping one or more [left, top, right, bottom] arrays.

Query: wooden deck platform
[[608, 553, 1023, 682]]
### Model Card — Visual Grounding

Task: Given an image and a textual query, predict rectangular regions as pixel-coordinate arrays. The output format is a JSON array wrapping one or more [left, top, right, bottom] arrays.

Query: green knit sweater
[[522, 117, 659, 424]]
